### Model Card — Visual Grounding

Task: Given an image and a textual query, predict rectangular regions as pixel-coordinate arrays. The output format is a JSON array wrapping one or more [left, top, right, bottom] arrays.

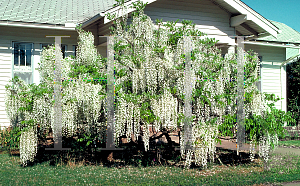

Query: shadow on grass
[[8, 136, 257, 170]]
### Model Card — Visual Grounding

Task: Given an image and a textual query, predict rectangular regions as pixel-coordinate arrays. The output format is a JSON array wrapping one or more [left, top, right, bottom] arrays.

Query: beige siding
[[97, 0, 236, 48], [0, 40, 12, 129], [245, 45, 286, 112], [0, 26, 78, 129], [143, 0, 235, 44]]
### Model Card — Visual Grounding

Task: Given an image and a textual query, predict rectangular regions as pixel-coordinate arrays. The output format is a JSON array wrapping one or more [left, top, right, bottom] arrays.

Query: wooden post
[[236, 36, 245, 152], [183, 36, 193, 152]]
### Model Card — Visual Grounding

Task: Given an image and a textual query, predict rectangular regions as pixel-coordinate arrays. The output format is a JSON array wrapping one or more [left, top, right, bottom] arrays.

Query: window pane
[[20, 45, 25, 66], [62, 44, 67, 58], [13, 42, 33, 84], [14, 43, 19, 66], [26, 44, 31, 66], [73, 45, 77, 57]]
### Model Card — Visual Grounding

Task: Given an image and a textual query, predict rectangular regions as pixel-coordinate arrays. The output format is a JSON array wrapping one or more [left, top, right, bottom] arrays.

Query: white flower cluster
[[142, 121, 150, 151], [5, 84, 26, 123], [132, 68, 146, 93], [258, 132, 278, 163], [184, 149, 194, 169], [192, 123, 218, 168], [151, 90, 178, 131], [32, 94, 52, 135], [115, 97, 141, 145], [249, 140, 256, 162], [60, 80, 105, 137], [38, 45, 70, 86], [76, 29, 98, 66], [20, 127, 37, 166]]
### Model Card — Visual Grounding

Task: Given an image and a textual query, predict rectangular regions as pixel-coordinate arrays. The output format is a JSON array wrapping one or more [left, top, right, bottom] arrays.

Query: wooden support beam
[[236, 30, 242, 36], [231, 14, 247, 27], [240, 23, 259, 37]]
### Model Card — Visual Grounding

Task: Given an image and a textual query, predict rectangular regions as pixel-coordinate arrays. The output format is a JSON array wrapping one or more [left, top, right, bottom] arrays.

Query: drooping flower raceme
[[20, 126, 37, 166]]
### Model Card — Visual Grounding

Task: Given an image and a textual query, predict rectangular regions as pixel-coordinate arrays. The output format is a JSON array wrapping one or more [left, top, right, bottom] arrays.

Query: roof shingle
[[257, 20, 300, 44], [0, 0, 116, 25]]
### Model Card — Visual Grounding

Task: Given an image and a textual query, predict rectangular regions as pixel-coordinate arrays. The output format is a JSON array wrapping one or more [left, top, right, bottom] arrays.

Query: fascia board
[[0, 21, 76, 30], [101, 0, 157, 24], [222, 0, 279, 38], [81, 14, 102, 28], [244, 41, 300, 49]]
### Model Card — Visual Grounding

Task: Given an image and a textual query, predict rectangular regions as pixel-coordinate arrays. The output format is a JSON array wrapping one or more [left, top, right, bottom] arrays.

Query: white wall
[[96, 0, 238, 57], [132, 0, 236, 45], [0, 40, 12, 129]]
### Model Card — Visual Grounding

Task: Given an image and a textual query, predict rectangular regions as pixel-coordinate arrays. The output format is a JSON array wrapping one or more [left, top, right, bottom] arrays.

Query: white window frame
[[12, 42, 34, 84]]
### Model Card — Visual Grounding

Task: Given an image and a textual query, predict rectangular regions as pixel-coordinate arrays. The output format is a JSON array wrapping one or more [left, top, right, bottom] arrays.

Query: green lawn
[[278, 140, 300, 148], [0, 150, 300, 186]]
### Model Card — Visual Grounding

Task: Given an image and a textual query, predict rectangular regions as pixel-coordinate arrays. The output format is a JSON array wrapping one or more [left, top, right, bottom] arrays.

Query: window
[[13, 42, 33, 84], [14, 42, 32, 69], [73, 45, 78, 57], [62, 44, 67, 58]]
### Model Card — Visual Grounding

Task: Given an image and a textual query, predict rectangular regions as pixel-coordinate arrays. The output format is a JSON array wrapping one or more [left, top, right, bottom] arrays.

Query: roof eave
[[281, 54, 300, 66], [0, 20, 76, 30], [222, 0, 280, 37], [244, 41, 300, 49], [253, 39, 300, 45], [101, 0, 157, 25], [81, 14, 103, 28]]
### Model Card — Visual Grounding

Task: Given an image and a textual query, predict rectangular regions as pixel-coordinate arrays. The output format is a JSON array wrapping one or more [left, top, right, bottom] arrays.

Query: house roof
[[0, 0, 115, 25], [0, 0, 280, 38], [256, 21, 300, 44], [99, 0, 279, 38], [203, 0, 279, 37]]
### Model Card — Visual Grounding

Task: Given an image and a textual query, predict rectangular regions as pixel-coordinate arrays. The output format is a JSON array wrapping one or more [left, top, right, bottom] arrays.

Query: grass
[[244, 136, 300, 147], [0, 149, 300, 186], [278, 140, 300, 148]]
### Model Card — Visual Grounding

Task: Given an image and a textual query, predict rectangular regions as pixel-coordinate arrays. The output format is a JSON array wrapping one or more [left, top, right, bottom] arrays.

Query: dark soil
[[6, 137, 256, 169]]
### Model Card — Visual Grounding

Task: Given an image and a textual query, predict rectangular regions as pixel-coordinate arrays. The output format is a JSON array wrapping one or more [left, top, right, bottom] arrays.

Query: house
[[1, 0, 300, 129], [244, 20, 300, 116]]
